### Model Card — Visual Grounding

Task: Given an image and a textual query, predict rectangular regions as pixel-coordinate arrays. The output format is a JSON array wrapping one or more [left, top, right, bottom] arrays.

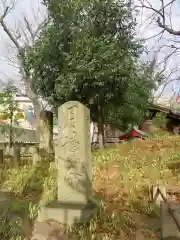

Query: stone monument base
[[37, 199, 99, 226]]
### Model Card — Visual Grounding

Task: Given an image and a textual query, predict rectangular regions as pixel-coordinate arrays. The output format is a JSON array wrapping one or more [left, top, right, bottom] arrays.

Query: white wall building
[[0, 94, 52, 130]]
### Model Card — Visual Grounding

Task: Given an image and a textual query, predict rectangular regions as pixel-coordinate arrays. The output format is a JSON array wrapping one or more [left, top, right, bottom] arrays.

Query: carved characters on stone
[[63, 106, 85, 192], [58, 111, 68, 147]]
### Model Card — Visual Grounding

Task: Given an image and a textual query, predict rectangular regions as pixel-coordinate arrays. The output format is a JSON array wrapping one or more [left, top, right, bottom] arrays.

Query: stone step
[[161, 202, 180, 239]]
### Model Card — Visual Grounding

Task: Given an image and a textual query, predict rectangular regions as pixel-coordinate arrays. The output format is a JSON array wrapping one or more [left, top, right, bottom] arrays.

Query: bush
[[152, 112, 167, 128]]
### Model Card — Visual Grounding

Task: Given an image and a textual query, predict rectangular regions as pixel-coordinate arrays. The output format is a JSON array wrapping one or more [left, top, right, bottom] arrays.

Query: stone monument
[[36, 101, 99, 226]]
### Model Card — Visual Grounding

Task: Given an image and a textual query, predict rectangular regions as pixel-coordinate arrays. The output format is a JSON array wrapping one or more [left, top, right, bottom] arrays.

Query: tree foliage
[[0, 82, 24, 147], [24, 0, 156, 133], [0, 83, 23, 122]]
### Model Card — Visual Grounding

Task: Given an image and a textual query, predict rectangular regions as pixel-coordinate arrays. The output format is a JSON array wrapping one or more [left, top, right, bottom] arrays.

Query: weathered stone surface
[[37, 199, 98, 225], [56, 101, 92, 204], [37, 101, 99, 226], [161, 202, 180, 239], [152, 185, 166, 206], [31, 221, 78, 240]]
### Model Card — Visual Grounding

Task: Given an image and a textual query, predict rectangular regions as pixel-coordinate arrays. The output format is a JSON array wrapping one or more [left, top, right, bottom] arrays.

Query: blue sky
[[0, 0, 179, 99]]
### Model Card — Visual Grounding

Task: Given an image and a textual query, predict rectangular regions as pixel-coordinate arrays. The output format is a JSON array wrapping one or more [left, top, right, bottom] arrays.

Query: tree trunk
[[29, 100, 41, 162], [0, 150, 4, 165], [39, 110, 53, 153], [13, 144, 21, 167], [9, 110, 13, 150], [0, 8, 49, 149], [97, 102, 105, 149], [30, 98, 40, 135]]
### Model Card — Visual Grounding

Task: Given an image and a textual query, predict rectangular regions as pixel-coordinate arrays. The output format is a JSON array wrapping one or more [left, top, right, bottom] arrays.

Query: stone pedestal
[[31, 221, 78, 240], [161, 202, 180, 239], [37, 199, 98, 226], [36, 101, 99, 227], [152, 185, 166, 206]]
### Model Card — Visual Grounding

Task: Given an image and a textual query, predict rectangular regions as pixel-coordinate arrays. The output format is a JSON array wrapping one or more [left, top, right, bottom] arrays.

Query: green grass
[[1, 135, 180, 239]]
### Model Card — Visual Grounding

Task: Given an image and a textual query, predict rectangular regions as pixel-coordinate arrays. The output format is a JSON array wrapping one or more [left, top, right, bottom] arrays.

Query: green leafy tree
[[152, 112, 167, 129], [0, 83, 24, 148], [24, 0, 156, 147]]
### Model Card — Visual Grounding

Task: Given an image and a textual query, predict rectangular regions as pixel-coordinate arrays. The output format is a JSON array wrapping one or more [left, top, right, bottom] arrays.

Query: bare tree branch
[[34, 18, 47, 38], [157, 16, 180, 36], [0, 0, 45, 117], [0, 6, 23, 54], [23, 16, 47, 43], [136, 0, 179, 36], [136, 0, 180, 101], [137, 0, 164, 18], [155, 78, 179, 101], [143, 29, 165, 41], [24, 16, 34, 40]]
